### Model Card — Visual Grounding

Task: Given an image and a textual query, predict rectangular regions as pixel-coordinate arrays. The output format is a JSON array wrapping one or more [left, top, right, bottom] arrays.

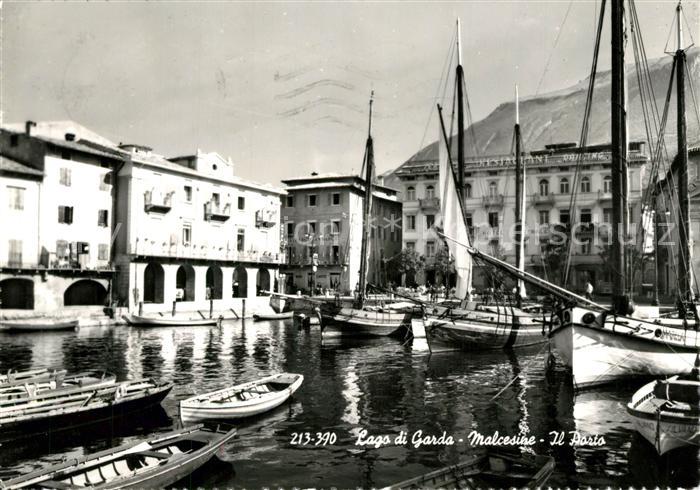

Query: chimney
[[25, 121, 36, 136], [65, 133, 76, 142]]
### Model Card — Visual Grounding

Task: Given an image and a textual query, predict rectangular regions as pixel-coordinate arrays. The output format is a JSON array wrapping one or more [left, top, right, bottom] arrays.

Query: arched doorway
[[206, 266, 223, 299], [256, 268, 271, 296], [64, 280, 108, 306], [176, 265, 195, 302], [232, 266, 248, 298], [0, 278, 34, 309], [143, 262, 164, 303]]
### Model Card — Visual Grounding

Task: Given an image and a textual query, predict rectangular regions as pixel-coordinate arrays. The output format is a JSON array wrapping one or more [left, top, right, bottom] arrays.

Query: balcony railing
[[204, 201, 231, 222], [144, 190, 174, 213], [482, 194, 505, 207], [255, 209, 276, 228], [531, 193, 556, 206], [132, 240, 285, 264], [598, 190, 612, 202], [419, 197, 440, 210]]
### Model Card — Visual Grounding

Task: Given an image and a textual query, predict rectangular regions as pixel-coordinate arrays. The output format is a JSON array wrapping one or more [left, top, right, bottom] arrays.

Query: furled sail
[[438, 133, 472, 299]]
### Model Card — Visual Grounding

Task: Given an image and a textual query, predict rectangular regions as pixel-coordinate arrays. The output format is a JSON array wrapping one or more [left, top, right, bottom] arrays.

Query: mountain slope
[[403, 47, 700, 165]]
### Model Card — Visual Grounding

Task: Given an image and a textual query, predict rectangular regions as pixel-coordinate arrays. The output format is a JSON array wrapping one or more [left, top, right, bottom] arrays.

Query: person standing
[[584, 281, 594, 300]]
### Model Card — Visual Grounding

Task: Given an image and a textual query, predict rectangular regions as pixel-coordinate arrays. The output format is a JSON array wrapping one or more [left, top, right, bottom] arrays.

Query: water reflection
[[0, 321, 697, 488]]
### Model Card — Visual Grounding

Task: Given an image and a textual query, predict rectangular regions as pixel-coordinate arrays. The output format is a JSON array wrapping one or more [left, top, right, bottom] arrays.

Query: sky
[[2, 1, 698, 186]]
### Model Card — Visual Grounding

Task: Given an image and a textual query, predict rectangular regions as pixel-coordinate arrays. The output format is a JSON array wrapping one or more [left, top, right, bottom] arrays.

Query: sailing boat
[[319, 93, 414, 338], [422, 20, 547, 353], [548, 0, 700, 388]]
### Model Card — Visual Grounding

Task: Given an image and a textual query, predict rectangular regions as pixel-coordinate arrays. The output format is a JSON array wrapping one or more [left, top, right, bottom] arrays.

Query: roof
[[0, 156, 44, 178], [282, 173, 397, 195]]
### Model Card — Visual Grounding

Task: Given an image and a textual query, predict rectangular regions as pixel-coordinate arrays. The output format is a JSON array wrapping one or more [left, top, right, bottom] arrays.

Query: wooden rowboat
[[386, 450, 555, 489], [627, 372, 700, 455], [0, 369, 67, 386], [1, 319, 79, 332], [0, 378, 173, 437], [0, 370, 116, 401], [0, 424, 237, 489], [253, 311, 294, 321], [122, 314, 220, 327], [180, 372, 304, 422]]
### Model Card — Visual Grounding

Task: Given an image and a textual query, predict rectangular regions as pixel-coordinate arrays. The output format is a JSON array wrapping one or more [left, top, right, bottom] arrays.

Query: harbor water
[[0, 319, 697, 488]]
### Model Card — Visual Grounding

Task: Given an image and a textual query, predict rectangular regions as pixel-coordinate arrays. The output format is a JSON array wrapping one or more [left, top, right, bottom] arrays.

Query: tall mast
[[675, 1, 692, 305], [456, 18, 465, 204], [356, 92, 375, 309], [611, 0, 631, 314], [514, 85, 526, 306]]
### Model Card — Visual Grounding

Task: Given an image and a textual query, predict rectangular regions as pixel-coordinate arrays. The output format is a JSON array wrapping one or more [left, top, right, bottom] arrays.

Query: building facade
[[113, 146, 285, 315], [0, 121, 284, 318], [0, 124, 121, 314], [280, 174, 402, 295], [389, 141, 651, 292]]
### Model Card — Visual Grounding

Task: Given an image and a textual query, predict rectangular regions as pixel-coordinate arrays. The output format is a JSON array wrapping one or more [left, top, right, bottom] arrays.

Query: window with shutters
[[406, 215, 416, 231], [97, 209, 109, 227], [8, 239, 22, 266], [426, 215, 435, 229], [308, 194, 317, 207], [237, 228, 245, 251], [331, 193, 340, 205], [332, 220, 341, 234], [581, 176, 591, 193], [59, 168, 72, 186], [182, 224, 192, 246], [58, 206, 74, 224], [56, 240, 69, 260], [98, 244, 109, 260], [560, 177, 570, 194], [7, 186, 24, 210]]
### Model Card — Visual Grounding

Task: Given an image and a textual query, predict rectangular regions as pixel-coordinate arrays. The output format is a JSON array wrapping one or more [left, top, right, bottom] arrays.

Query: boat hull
[[0, 380, 173, 440], [180, 373, 303, 422], [253, 312, 294, 321], [2, 425, 237, 489], [550, 306, 700, 389], [122, 314, 219, 327], [2, 320, 79, 332], [627, 378, 700, 455], [424, 308, 546, 353], [321, 307, 411, 337]]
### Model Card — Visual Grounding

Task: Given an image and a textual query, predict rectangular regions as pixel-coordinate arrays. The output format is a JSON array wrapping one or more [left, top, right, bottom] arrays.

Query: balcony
[[419, 197, 440, 210], [598, 190, 612, 202], [144, 190, 173, 214], [204, 201, 231, 222], [531, 193, 556, 206], [482, 194, 504, 208], [132, 239, 285, 264], [255, 209, 276, 228]]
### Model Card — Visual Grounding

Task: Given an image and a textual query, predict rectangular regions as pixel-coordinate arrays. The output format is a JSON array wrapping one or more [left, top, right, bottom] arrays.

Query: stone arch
[[232, 265, 248, 298], [143, 262, 164, 304], [256, 268, 271, 296], [206, 265, 223, 300], [0, 278, 34, 309], [64, 280, 108, 306], [176, 265, 195, 302]]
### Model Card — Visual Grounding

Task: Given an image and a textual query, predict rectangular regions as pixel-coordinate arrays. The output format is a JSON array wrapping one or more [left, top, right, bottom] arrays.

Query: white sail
[[438, 133, 473, 298]]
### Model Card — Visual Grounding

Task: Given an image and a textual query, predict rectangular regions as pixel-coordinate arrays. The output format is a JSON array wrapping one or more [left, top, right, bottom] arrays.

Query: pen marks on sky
[[274, 79, 356, 100], [277, 97, 365, 118]]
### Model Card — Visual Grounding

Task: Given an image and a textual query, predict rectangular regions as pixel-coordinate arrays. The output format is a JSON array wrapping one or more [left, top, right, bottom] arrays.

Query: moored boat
[[550, 305, 700, 388], [320, 305, 411, 338], [180, 372, 303, 422], [0, 424, 237, 489], [1, 319, 79, 332], [424, 306, 547, 353], [0, 370, 116, 401], [253, 311, 294, 321], [0, 378, 173, 436], [0, 368, 66, 386], [122, 314, 221, 327], [627, 371, 700, 455], [386, 449, 555, 489]]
